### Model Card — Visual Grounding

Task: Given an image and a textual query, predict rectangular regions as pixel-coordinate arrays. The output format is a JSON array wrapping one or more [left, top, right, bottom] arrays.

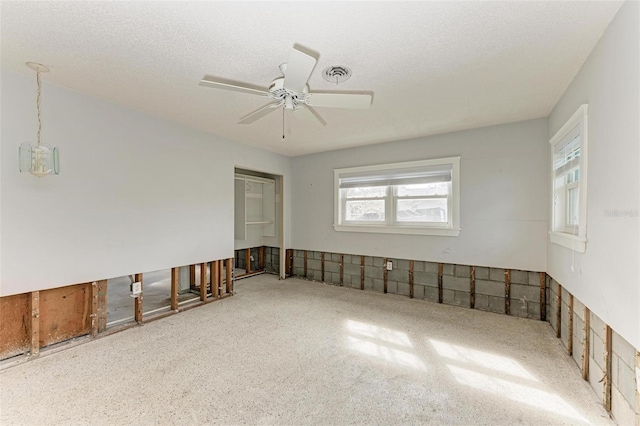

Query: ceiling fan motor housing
[[268, 77, 309, 110]]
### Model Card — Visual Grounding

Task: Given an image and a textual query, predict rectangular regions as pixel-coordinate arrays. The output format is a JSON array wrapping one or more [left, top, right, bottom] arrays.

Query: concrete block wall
[[549, 277, 639, 425], [235, 249, 247, 270], [264, 247, 280, 274], [611, 332, 638, 426], [289, 249, 546, 321]]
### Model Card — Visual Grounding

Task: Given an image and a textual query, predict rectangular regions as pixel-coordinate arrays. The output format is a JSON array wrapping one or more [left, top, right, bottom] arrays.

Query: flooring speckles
[[1, 275, 612, 425]]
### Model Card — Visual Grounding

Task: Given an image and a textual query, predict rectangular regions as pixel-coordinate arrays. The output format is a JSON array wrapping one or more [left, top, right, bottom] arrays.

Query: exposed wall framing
[[190, 265, 196, 290], [504, 269, 511, 315], [96, 280, 108, 333], [171, 268, 179, 311], [288, 250, 545, 320], [360, 256, 364, 290], [226, 258, 233, 294], [199, 264, 207, 301], [91, 282, 99, 337], [134, 273, 143, 323], [409, 260, 414, 299], [556, 284, 562, 339], [568, 294, 574, 356], [539, 272, 547, 321], [547, 277, 638, 423], [582, 307, 590, 381], [0, 293, 30, 359], [636, 351, 640, 425], [40, 284, 91, 347], [234, 247, 269, 279], [437, 263, 443, 303], [29, 291, 40, 356], [470, 266, 476, 309], [285, 249, 293, 277], [212, 261, 219, 298], [303, 250, 308, 278], [604, 325, 612, 412], [1, 258, 235, 362], [259, 247, 265, 271]]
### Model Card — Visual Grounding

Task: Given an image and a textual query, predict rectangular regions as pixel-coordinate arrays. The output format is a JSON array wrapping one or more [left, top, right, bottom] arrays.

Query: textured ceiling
[[1, 1, 623, 156]]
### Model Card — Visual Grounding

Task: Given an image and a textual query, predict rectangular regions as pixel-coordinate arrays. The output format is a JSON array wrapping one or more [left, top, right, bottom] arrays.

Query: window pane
[[396, 199, 448, 223], [565, 167, 580, 184], [396, 182, 448, 197], [567, 187, 579, 226], [345, 200, 385, 221], [344, 186, 387, 199]]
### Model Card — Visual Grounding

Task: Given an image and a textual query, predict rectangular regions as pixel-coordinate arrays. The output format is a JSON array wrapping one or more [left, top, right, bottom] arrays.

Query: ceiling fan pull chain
[[282, 107, 285, 140]]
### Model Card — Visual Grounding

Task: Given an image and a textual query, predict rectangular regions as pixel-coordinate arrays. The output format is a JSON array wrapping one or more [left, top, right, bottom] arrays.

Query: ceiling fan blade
[[307, 93, 372, 109], [238, 103, 280, 124], [199, 76, 269, 97], [294, 105, 327, 127], [283, 48, 317, 93]]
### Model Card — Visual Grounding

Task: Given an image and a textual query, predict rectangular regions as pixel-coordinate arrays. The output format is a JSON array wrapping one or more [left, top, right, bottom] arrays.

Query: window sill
[[333, 224, 460, 237], [549, 231, 586, 253]]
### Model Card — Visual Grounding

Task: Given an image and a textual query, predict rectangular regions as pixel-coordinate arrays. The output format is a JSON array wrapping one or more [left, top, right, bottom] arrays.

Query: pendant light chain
[[36, 69, 42, 147], [20, 61, 59, 177]]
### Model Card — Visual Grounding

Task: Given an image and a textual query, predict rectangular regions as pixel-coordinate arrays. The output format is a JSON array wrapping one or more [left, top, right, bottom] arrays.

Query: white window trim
[[333, 157, 461, 236], [549, 104, 588, 253]]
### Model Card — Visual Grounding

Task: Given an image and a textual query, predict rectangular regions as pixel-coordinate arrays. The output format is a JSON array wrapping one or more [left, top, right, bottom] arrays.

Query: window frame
[[549, 104, 588, 252], [333, 157, 461, 236]]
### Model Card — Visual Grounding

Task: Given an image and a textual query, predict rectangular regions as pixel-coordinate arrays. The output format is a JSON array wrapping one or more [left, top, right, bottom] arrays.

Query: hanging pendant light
[[19, 62, 59, 177]]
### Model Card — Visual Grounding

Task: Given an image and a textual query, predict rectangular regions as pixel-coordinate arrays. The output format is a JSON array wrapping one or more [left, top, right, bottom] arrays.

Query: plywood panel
[[0, 293, 30, 359], [39, 283, 91, 348]]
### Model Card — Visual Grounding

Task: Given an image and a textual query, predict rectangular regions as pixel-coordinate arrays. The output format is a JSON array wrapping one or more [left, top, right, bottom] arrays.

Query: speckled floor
[[1, 275, 613, 425]]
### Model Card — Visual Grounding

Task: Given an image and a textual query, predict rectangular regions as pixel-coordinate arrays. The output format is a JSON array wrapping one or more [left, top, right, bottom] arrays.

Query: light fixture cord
[[36, 70, 42, 147]]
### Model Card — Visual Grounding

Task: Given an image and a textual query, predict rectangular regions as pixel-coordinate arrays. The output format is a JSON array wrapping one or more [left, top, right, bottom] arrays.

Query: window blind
[[339, 164, 452, 189], [554, 127, 581, 176]]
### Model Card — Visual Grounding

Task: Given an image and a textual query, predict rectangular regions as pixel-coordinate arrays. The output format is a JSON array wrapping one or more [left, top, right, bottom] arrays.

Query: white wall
[[547, 1, 639, 350], [0, 70, 292, 297], [291, 118, 549, 272]]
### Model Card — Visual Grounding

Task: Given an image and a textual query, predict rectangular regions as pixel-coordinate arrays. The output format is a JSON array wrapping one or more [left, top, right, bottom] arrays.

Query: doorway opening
[[234, 167, 284, 280]]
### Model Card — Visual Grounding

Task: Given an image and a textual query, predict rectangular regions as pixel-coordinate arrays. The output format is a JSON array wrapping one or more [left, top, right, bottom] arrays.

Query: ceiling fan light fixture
[[322, 66, 352, 84], [200, 46, 372, 128]]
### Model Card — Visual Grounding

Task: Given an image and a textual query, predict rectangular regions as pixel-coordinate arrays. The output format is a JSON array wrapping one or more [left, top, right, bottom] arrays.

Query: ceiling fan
[[199, 46, 372, 127]]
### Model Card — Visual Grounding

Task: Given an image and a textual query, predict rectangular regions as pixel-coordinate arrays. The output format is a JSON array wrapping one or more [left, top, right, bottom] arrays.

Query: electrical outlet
[[386, 261, 393, 271], [130, 281, 142, 297]]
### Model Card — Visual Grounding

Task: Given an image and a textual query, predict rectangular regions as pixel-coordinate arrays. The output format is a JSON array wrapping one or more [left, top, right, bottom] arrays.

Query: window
[[334, 157, 460, 236], [549, 104, 588, 252]]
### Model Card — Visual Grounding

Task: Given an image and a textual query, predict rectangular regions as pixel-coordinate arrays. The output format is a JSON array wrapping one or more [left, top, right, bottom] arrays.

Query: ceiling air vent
[[322, 66, 352, 84]]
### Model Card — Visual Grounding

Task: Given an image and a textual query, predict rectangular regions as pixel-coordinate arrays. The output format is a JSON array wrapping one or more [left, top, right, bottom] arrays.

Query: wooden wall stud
[[29, 291, 40, 356], [134, 273, 143, 323], [505, 269, 511, 315], [470, 266, 476, 309], [171, 268, 179, 311], [409, 260, 414, 299], [438, 263, 443, 303]]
